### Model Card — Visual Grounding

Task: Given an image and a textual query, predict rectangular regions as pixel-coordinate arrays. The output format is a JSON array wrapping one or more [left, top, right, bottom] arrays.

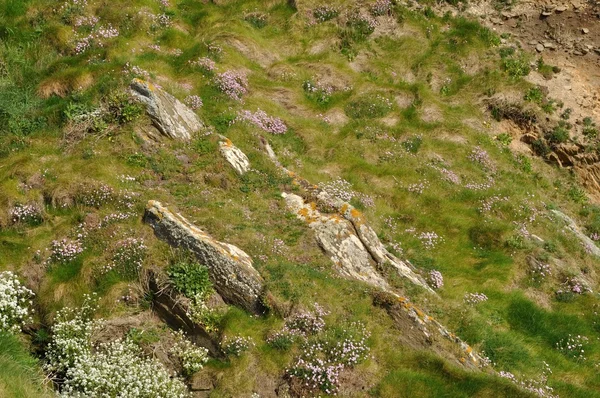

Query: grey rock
[[143, 200, 265, 313], [536, 44, 545, 52], [130, 79, 203, 141], [556, 5, 568, 12]]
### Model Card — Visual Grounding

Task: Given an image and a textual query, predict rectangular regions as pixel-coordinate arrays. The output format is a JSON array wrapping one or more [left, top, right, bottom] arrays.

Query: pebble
[[582, 28, 589, 34], [556, 5, 568, 12], [536, 43, 545, 52]]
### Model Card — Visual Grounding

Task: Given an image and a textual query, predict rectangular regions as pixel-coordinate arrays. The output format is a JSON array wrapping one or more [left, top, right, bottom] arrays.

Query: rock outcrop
[[261, 138, 433, 294], [551, 209, 600, 257], [373, 292, 483, 369], [143, 200, 265, 314], [283, 193, 393, 291], [130, 79, 203, 140], [218, 137, 250, 175]]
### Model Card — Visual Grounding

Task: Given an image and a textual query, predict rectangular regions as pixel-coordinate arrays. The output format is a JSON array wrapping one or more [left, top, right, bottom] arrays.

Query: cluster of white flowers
[[170, 330, 209, 376], [46, 296, 190, 397], [61, 339, 189, 397], [46, 295, 100, 373], [555, 334, 589, 361], [0, 271, 34, 333]]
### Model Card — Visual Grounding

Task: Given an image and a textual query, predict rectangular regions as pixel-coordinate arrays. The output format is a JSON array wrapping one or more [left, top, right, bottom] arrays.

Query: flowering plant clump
[[418, 231, 443, 250], [478, 195, 509, 214], [464, 292, 488, 305], [370, 0, 392, 16], [346, 11, 378, 38], [187, 298, 223, 334], [0, 271, 34, 333], [184, 95, 203, 110], [287, 321, 371, 395], [430, 165, 461, 184], [47, 239, 84, 265], [468, 146, 496, 172], [428, 270, 444, 289], [73, 24, 119, 54], [46, 294, 99, 374], [236, 109, 287, 134], [318, 177, 376, 209], [464, 176, 495, 190], [322, 322, 371, 366], [214, 71, 248, 101], [303, 80, 335, 104], [170, 330, 209, 376], [76, 183, 114, 208], [61, 339, 189, 397], [498, 370, 558, 398], [10, 203, 43, 225], [123, 62, 150, 80], [558, 276, 590, 295], [312, 6, 339, 22], [286, 303, 329, 336], [99, 211, 135, 227], [188, 57, 216, 74], [407, 180, 429, 195], [222, 335, 254, 357], [555, 334, 588, 361], [266, 328, 299, 350], [103, 237, 147, 278], [528, 261, 551, 284]]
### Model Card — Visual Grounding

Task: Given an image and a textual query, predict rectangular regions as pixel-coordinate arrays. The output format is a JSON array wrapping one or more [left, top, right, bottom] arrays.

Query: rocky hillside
[[0, 0, 599, 397]]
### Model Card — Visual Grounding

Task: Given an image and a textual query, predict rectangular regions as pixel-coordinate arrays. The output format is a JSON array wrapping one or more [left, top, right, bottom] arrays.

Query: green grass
[[0, 0, 599, 396], [0, 333, 51, 397]]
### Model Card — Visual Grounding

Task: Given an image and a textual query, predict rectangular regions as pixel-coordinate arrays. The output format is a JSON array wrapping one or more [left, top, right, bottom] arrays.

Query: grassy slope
[[0, 0, 599, 396], [0, 333, 51, 397]]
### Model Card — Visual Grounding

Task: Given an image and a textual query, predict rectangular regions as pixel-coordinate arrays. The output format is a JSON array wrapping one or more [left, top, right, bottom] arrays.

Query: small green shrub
[[524, 87, 543, 103], [582, 117, 598, 139], [531, 138, 550, 157], [567, 186, 587, 204], [502, 54, 530, 78], [167, 261, 214, 299], [106, 93, 144, 124], [496, 133, 512, 146], [545, 123, 570, 145]]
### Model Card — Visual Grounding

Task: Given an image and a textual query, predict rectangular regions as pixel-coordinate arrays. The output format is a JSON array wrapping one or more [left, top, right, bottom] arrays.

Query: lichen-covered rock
[[218, 137, 250, 175], [262, 138, 432, 293], [143, 200, 265, 314], [283, 192, 393, 290], [282, 192, 433, 293], [130, 79, 203, 140]]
